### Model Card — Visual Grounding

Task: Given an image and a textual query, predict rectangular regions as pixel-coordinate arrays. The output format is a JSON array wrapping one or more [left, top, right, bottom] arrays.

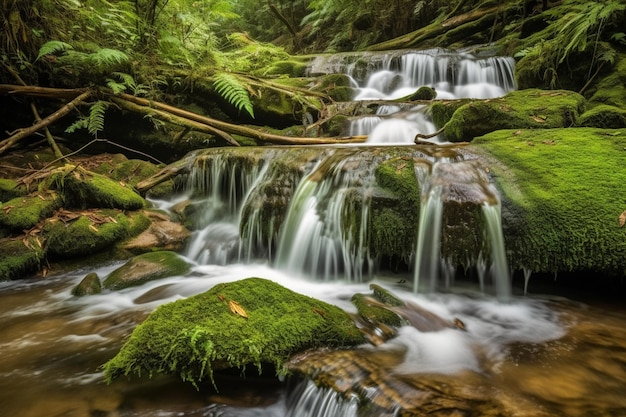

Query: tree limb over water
[[0, 84, 367, 156]]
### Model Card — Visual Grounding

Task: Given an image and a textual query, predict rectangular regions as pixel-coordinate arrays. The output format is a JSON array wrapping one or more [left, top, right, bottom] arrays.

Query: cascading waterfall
[[275, 151, 374, 282], [286, 380, 359, 417]]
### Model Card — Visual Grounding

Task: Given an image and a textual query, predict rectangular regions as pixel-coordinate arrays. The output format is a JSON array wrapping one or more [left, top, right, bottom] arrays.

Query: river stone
[[103, 277, 365, 387], [119, 211, 190, 254], [71, 272, 102, 296], [102, 251, 191, 290]]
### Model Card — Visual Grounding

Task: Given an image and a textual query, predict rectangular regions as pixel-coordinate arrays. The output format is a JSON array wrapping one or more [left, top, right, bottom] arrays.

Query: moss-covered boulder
[[102, 251, 191, 290], [92, 156, 174, 199], [579, 104, 626, 129], [43, 209, 135, 258], [71, 272, 102, 296], [441, 89, 585, 142], [472, 128, 626, 276], [0, 191, 62, 233], [0, 238, 45, 281], [47, 165, 145, 210], [103, 277, 364, 386]]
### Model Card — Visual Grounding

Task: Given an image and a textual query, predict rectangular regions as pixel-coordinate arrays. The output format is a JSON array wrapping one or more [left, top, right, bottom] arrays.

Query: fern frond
[[106, 72, 136, 93], [36, 41, 73, 61], [87, 101, 109, 136], [88, 48, 129, 68], [213, 73, 255, 118], [65, 117, 88, 134]]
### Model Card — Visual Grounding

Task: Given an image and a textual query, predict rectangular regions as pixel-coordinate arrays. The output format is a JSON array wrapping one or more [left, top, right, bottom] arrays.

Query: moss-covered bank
[[103, 277, 364, 387], [473, 128, 626, 276]]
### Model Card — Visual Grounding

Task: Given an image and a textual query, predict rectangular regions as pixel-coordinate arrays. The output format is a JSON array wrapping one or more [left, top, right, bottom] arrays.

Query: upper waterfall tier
[[307, 48, 516, 100]]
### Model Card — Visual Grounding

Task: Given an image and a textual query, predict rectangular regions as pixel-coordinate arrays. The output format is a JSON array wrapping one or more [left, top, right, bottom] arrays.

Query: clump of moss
[[0, 191, 62, 232], [0, 179, 27, 202], [0, 238, 45, 281], [442, 89, 585, 142], [351, 293, 402, 327], [473, 128, 626, 275], [103, 277, 364, 387], [371, 156, 421, 262], [43, 210, 132, 258], [47, 165, 145, 210], [579, 104, 626, 128], [102, 251, 191, 290]]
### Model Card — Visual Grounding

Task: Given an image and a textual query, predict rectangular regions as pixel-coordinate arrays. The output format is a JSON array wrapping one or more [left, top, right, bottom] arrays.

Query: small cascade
[[307, 48, 516, 144], [413, 184, 444, 293], [481, 202, 512, 300], [275, 150, 374, 282], [181, 151, 272, 264], [286, 380, 359, 417]]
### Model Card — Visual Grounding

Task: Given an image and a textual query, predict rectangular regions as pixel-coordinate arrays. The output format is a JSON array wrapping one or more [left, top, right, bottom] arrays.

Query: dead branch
[[0, 90, 92, 155]]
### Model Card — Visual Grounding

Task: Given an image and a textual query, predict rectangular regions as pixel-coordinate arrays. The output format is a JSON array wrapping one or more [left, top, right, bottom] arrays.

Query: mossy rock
[[102, 251, 191, 290], [94, 157, 174, 199], [260, 60, 309, 77], [472, 128, 626, 276], [102, 277, 364, 386], [43, 210, 133, 258], [579, 104, 626, 129], [442, 89, 585, 142], [47, 165, 145, 210], [0, 191, 62, 232], [402, 86, 437, 101], [370, 155, 421, 262], [71, 272, 102, 296], [0, 238, 45, 281], [351, 293, 402, 327], [0, 178, 27, 203]]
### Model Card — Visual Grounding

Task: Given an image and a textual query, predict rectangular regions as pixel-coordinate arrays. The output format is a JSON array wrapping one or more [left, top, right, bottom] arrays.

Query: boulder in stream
[[103, 277, 364, 387], [102, 251, 191, 290]]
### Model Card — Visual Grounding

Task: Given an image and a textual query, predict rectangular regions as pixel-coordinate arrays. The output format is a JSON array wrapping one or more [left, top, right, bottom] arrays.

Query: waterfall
[[481, 202, 512, 300], [274, 150, 374, 282], [413, 184, 443, 293], [308, 48, 516, 144], [286, 380, 359, 417]]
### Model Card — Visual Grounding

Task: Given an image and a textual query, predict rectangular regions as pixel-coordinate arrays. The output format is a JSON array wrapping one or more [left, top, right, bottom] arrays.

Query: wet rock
[[119, 211, 190, 254], [102, 251, 191, 291], [71, 272, 102, 296]]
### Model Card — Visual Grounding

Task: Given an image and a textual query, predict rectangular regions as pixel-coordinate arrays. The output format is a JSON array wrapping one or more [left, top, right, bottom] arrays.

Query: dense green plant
[[516, 0, 625, 88], [213, 72, 255, 118]]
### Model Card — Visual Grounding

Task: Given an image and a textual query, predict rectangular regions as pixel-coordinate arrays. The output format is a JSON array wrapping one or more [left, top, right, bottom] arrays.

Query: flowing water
[[2, 49, 626, 417]]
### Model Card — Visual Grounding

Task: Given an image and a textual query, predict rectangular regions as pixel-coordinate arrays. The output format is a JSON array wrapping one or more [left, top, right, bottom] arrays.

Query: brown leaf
[[88, 224, 99, 233], [229, 300, 248, 318], [217, 294, 226, 302], [619, 210, 626, 228], [542, 140, 556, 145], [531, 115, 547, 123], [311, 307, 326, 319]]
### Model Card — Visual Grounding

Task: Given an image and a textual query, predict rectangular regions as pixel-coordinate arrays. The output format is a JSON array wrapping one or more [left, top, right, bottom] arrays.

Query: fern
[[87, 48, 129, 69], [88, 101, 109, 136], [213, 73, 255, 118], [106, 72, 136, 93], [36, 40, 73, 61]]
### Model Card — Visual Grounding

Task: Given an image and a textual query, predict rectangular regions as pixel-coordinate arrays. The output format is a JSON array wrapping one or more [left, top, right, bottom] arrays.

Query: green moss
[[579, 104, 626, 128], [103, 277, 364, 387], [47, 166, 145, 210], [473, 128, 626, 275], [103, 251, 191, 290], [0, 191, 62, 232], [430, 99, 471, 130], [371, 156, 421, 261], [0, 179, 27, 202], [351, 293, 402, 327], [44, 210, 132, 258], [443, 89, 585, 142], [0, 238, 45, 281]]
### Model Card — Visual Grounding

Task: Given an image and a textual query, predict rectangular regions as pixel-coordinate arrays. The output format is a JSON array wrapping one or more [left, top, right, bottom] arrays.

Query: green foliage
[[213, 73, 255, 118], [65, 100, 110, 137], [36, 40, 73, 61]]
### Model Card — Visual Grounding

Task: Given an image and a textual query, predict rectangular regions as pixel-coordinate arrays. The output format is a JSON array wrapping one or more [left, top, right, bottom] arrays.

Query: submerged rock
[[102, 251, 191, 290], [103, 277, 364, 387]]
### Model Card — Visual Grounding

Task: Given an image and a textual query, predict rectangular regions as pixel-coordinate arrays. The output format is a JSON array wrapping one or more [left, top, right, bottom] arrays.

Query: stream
[[1, 48, 625, 417]]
